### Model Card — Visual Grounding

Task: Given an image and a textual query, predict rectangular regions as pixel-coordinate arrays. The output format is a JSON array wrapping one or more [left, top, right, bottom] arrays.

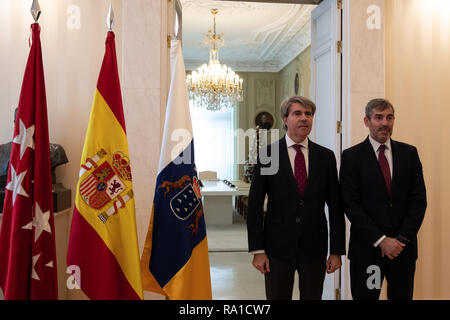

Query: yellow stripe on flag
[[163, 238, 212, 300], [140, 206, 167, 296], [75, 89, 143, 299]]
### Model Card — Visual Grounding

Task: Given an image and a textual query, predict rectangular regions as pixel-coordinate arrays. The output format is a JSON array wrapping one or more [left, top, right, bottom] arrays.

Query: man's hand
[[379, 237, 405, 259], [326, 254, 342, 274], [252, 253, 270, 274]]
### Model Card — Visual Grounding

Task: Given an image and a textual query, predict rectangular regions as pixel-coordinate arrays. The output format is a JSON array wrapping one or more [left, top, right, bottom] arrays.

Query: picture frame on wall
[[254, 111, 274, 130]]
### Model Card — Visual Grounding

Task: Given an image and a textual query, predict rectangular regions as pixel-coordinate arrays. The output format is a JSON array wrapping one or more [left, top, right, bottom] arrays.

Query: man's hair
[[365, 98, 395, 118], [280, 96, 316, 130]]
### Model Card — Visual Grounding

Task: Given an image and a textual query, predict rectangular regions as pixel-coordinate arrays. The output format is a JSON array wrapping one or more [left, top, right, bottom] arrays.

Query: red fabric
[[378, 144, 391, 193], [66, 30, 141, 300], [293, 144, 307, 196], [66, 208, 141, 300], [96, 32, 126, 133], [0, 23, 58, 299]]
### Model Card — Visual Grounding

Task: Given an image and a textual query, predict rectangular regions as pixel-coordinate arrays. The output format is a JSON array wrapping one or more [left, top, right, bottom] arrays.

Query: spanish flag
[[140, 40, 212, 299], [67, 31, 143, 300]]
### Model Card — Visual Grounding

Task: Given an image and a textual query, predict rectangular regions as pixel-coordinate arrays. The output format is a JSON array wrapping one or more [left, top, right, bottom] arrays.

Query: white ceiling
[[180, 0, 316, 73]]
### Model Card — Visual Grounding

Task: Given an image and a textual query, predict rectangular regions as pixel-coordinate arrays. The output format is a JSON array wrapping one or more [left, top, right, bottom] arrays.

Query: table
[[200, 180, 250, 225]]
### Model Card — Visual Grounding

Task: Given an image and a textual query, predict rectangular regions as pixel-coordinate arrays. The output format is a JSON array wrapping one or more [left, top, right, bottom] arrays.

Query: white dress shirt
[[368, 136, 393, 247], [285, 134, 309, 177], [368, 136, 393, 179]]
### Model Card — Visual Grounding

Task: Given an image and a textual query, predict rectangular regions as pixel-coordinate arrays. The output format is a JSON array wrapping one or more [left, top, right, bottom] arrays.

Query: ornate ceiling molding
[[181, 0, 270, 13], [184, 58, 281, 73], [250, 5, 313, 70], [181, 0, 314, 72]]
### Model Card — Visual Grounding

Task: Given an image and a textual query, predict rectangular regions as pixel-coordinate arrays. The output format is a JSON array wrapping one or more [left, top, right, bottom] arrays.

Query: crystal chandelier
[[186, 9, 243, 111]]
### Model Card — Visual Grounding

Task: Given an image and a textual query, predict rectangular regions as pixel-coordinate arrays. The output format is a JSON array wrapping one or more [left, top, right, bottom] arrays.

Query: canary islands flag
[[67, 31, 143, 300], [140, 40, 212, 300]]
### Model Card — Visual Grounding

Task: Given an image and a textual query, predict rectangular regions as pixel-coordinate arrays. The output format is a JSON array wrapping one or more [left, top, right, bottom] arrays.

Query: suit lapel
[[303, 139, 318, 197], [279, 137, 299, 193], [390, 139, 400, 194]]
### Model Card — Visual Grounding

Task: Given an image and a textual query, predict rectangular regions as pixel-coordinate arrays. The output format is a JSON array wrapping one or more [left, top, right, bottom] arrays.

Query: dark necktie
[[293, 144, 307, 196], [378, 144, 391, 193]]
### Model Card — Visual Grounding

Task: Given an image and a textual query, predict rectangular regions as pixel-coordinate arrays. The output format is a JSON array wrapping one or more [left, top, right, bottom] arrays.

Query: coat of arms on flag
[[79, 149, 133, 224], [160, 175, 203, 235]]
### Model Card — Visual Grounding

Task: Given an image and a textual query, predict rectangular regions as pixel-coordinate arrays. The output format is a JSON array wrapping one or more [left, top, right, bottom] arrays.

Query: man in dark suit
[[247, 96, 346, 300], [340, 98, 427, 300]]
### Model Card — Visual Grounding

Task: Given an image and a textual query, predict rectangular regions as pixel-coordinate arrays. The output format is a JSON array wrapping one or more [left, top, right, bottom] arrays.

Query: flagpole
[[107, 3, 114, 31], [31, 0, 41, 22]]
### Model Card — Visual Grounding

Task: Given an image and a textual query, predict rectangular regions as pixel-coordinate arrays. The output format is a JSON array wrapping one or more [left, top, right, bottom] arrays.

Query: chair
[[198, 171, 219, 181]]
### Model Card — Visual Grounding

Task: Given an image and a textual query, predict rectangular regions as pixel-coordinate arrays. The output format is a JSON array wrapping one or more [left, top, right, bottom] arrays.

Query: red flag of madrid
[[0, 23, 58, 299]]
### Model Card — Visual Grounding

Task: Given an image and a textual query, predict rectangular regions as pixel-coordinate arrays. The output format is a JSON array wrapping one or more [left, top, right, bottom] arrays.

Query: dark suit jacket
[[247, 137, 346, 261], [340, 137, 427, 263]]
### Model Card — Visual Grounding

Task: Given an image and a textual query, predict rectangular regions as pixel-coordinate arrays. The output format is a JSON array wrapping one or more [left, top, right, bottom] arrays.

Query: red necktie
[[293, 144, 307, 196], [378, 144, 391, 193]]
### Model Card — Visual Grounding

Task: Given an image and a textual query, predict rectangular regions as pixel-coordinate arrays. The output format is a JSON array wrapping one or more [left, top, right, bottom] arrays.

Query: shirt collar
[[285, 134, 308, 149], [368, 135, 392, 153]]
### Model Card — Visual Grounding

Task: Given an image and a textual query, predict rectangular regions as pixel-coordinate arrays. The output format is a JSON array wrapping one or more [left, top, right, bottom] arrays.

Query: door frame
[[174, 0, 353, 300]]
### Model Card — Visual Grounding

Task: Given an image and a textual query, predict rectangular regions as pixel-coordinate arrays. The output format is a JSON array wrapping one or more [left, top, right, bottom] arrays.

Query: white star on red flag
[[30, 254, 55, 282], [33, 202, 52, 242], [12, 119, 35, 160], [21, 202, 52, 243], [5, 165, 29, 205], [31, 254, 41, 281]]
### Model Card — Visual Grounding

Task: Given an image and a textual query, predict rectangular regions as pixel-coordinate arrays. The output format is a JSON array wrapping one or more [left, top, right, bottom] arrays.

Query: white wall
[[0, 0, 169, 300], [386, 0, 450, 299], [0, 0, 123, 216], [345, 0, 450, 300]]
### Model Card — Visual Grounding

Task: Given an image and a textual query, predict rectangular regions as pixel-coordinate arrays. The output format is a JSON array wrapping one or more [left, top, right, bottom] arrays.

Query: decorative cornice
[[185, 59, 281, 73], [181, 0, 313, 72]]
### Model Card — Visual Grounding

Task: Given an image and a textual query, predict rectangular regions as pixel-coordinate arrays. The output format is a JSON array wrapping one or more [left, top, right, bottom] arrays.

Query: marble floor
[[207, 211, 300, 300], [207, 223, 248, 252], [209, 251, 303, 300], [207, 211, 334, 300]]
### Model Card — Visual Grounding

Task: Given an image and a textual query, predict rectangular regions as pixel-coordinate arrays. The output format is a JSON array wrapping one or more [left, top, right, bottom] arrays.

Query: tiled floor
[[210, 251, 266, 300], [209, 251, 301, 300], [207, 223, 248, 252], [207, 213, 334, 300]]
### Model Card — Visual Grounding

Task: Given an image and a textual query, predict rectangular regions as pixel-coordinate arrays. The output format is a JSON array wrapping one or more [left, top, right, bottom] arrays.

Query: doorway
[[178, 0, 345, 300]]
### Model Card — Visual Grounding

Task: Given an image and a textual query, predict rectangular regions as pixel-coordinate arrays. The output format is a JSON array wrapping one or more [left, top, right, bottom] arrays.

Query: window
[[190, 101, 236, 181]]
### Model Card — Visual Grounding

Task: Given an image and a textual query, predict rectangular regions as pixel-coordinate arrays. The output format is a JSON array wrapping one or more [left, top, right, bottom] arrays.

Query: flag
[[0, 23, 58, 299], [66, 31, 143, 300], [140, 40, 212, 300]]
